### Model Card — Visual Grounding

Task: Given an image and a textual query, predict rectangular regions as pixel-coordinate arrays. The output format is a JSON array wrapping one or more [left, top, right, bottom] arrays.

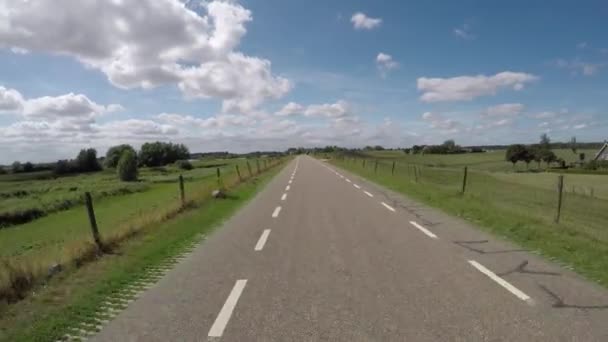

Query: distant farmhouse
[[594, 141, 608, 161]]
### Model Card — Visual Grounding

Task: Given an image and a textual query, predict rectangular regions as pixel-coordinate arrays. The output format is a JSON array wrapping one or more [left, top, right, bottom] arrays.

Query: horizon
[[1, 0, 607, 164]]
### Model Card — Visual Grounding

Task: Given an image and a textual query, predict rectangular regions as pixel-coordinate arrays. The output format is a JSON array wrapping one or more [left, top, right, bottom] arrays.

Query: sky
[[0, 0, 607, 163]]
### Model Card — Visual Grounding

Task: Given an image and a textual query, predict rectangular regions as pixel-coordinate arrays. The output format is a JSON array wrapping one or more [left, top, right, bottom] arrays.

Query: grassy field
[[329, 153, 608, 288], [0, 159, 285, 342], [364, 148, 597, 172], [0, 159, 239, 228], [0, 157, 281, 305]]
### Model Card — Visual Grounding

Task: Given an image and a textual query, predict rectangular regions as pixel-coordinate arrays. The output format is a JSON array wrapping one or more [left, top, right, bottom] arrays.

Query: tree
[[522, 149, 535, 169], [531, 147, 543, 169], [540, 133, 551, 150], [138, 142, 190, 167], [105, 144, 136, 168], [117, 149, 138, 181], [22, 162, 34, 173], [541, 150, 558, 167], [411, 145, 423, 154], [54, 160, 71, 175], [570, 136, 577, 154], [76, 148, 102, 172], [505, 144, 527, 167], [175, 160, 193, 170], [11, 161, 21, 173]]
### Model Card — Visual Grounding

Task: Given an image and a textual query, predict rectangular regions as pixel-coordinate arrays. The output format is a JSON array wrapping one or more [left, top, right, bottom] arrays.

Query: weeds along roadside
[[0, 157, 287, 305]]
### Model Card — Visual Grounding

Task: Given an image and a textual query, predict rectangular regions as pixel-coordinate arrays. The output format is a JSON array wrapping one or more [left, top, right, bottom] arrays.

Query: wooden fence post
[[362, 159, 366, 168], [179, 174, 185, 206], [391, 161, 396, 175], [414, 166, 419, 183], [374, 160, 378, 174], [216, 168, 223, 189], [246, 160, 253, 178], [555, 175, 564, 223], [236, 164, 242, 182], [256, 159, 261, 174], [84, 192, 103, 251], [461, 166, 469, 194]]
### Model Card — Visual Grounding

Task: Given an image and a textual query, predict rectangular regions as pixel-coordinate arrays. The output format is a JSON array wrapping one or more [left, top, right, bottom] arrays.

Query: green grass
[[0, 160, 285, 342], [363, 148, 597, 172], [0, 158, 245, 228], [329, 155, 608, 288]]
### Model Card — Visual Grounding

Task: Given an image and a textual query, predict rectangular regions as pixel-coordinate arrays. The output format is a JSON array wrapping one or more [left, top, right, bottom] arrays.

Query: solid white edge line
[[381, 202, 396, 212], [409, 221, 438, 239], [281, 193, 287, 201], [364, 191, 374, 197], [285, 185, 290, 191], [353, 184, 361, 189], [208, 279, 248, 337], [254, 229, 271, 251], [468, 260, 532, 303], [272, 206, 282, 218]]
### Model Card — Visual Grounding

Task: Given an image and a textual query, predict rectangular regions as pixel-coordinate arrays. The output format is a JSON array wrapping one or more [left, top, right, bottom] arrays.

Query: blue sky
[[0, 0, 607, 163]]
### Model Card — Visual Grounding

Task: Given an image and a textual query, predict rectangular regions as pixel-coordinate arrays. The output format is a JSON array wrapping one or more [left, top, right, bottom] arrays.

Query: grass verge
[[0, 161, 286, 342], [329, 156, 608, 288]]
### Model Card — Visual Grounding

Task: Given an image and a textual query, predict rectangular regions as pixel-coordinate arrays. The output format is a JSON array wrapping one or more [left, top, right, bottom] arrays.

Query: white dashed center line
[[353, 184, 361, 189], [364, 191, 374, 198], [272, 206, 282, 218], [254, 229, 271, 251], [468, 260, 533, 304], [285, 185, 290, 191], [409, 221, 438, 239], [381, 202, 396, 212], [208, 279, 248, 337], [281, 193, 287, 201], [345, 178, 351, 183]]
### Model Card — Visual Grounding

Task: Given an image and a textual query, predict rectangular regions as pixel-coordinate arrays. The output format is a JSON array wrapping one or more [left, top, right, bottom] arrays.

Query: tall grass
[[0, 157, 285, 304]]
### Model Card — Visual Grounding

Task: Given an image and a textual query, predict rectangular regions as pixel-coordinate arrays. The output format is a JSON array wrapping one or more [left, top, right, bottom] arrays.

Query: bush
[[117, 150, 138, 182], [76, 148, 102, 172], [175, 160, 193, 170], [105, 144, 136, 168], [0, 168, 6, 175], [138, 142, 189, 167]]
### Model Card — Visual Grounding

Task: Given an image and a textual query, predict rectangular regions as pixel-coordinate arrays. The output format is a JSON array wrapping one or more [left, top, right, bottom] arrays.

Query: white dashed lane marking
[[353, 184, 361, 189], [254, 229, 271, 251], [281, 193, 287, 201], [208, 280, 248, 337], [381, 202, 396, 212], [272, 206, 282, 218], [468, 260, 533, 304], [364, 191, 374, 198], [409, 221, 438, 239]]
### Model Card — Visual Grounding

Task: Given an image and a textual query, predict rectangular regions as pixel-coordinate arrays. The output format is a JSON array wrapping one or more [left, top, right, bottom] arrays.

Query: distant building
[[594, 141, 608, 161]]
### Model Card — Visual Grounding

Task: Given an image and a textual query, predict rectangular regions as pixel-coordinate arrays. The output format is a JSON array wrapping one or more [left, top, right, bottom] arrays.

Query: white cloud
[[422, 112, 460, 132], [453, 24, 475, 40], [350, 12, 382, 30], [376, 53, 399, 77], [275, 102, 304, 116], [0, 0, 290, 113], [0, 86, 24, 111], [417, 71, 538, 102], [532, 111, 558, 119], [481, 103, 524, 117], [274, 100, 351, 119]]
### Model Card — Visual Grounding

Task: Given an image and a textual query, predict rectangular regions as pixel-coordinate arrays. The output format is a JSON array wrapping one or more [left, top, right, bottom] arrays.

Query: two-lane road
[[92, 156, 608, 341]]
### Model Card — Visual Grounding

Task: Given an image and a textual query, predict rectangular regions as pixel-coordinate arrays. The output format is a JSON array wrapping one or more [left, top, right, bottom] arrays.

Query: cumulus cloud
[[0, 86, 24, 111], [274, 100, 351, 118], [0, 0, 290, 113], [275, 102, 304, 117], [157, 112, 256, 128], [350, 12, 382, 30], [0, 86, 121, 133], [376, 53, 399, 77], [417, 72, 538, 102]]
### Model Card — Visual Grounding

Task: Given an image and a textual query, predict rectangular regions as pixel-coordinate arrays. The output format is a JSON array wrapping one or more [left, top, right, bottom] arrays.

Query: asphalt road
[[92, 156, 608, 341]]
